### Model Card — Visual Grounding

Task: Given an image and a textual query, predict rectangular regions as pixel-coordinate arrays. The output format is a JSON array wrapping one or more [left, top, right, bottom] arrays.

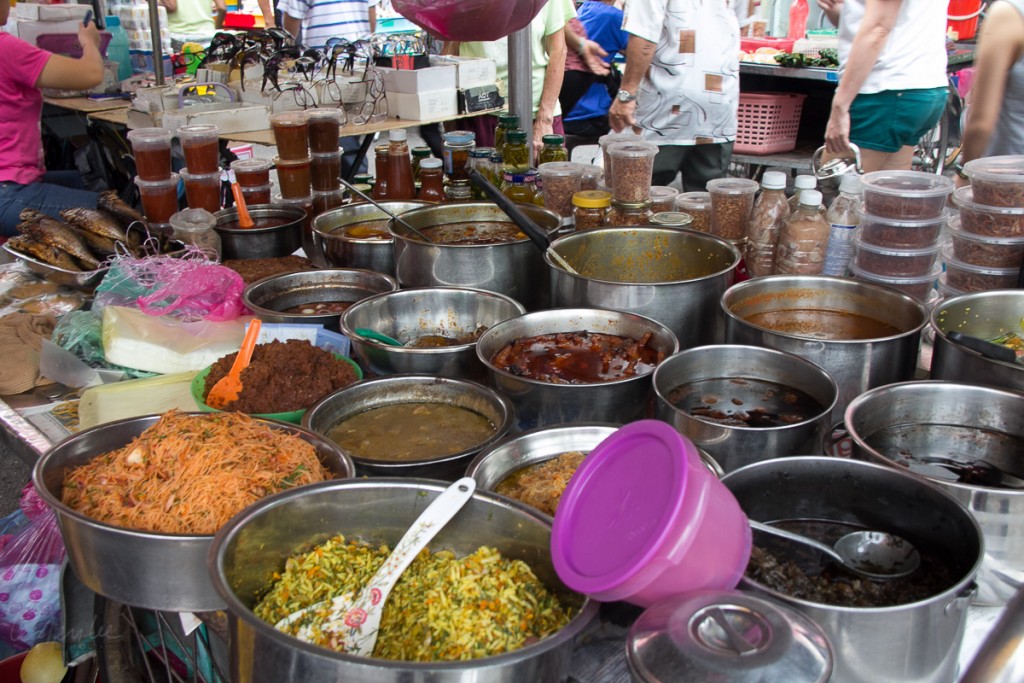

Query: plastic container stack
[[944, 156, 1024, 296], [605, 142, 658, 226], [849, 170, 953, 300], [177, 124, 222, 214], [307, 109, 345, 213], [128, 127, 177, 227]]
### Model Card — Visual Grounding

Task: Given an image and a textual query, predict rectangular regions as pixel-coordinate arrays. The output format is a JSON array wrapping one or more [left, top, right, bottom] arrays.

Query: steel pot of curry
[[547, 227, 740, 347], [721, 275, 927, 421], [389, 202, 561, 311]]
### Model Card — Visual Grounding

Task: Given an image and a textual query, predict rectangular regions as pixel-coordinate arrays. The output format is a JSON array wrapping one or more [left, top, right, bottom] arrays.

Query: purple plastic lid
[[551, 420, 693, 595]]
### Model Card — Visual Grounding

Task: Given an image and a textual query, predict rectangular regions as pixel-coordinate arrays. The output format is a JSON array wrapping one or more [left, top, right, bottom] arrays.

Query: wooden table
[[43, 96, 133, 115], [88, 107, 130, 127]]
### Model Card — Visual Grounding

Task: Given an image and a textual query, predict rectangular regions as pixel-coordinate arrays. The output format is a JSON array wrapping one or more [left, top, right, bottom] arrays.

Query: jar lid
[[611, 199, 654, 210], [762, 171, 788, 190], [497, 111, 520, 125], [411, 146, 432, 157], [353, 173, 373, 184], [650, 211, 693, 226], [272, 155, 311, 168], [306, 108, 345, 122], [599, 131, 644, 147], [389, 128, 408, 142], [707, 178, 760, 195], [420, 157, 443, 169], [606, 141, 659, 158], [506, 130, 528, 143], [230, 158, 273, 172], [573, 190, 612, 208], [626, 590, 833, 683], [444, 130, 476, 145], [470, 147, 495, 158], [542, 134, 565, 145], [538, 161, 583, 177], [649, 185, 679, 200], [675, 191, 712, 209]]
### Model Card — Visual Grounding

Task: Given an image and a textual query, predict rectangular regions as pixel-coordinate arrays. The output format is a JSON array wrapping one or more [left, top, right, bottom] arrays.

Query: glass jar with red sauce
[[306, 108, 344, 154], [176, 124, 220, 174], [270, 111, 310, 161], [230, 158, 273, 187], [274, 155, 312, 199], [127, 128, 173, 181], [135, 173, 180, 225], [180, 170, 222, 213]]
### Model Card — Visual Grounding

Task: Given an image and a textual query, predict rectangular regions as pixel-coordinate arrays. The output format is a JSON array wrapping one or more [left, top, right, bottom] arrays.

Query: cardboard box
[[381, 65, 456, 95], [16, 18, 88, 46], [15, 3, 91, 22], [459, 85, 504, 114], [391, 89, 459, 121], [128, 102, 271, 134], [431, 56, 497, 90]]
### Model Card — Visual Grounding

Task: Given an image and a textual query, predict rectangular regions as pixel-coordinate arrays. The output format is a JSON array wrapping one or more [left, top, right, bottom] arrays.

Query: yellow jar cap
[[573, 190, 612, 208]]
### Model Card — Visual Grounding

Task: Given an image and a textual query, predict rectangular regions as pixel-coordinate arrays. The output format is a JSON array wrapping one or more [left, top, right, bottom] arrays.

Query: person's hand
[[581, 40, 610, 77], [816, 0, 842, 11], [824, 106, 852, 154], [532, 116, 554, 157], [78, 19, 101, 51], [608, 99, 637, 134]]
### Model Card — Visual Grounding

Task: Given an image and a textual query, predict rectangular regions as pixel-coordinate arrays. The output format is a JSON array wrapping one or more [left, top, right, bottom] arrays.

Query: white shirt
[[279, 0, 374, 48], [838, 0, 948, 94], [622, 0, 740, 145]]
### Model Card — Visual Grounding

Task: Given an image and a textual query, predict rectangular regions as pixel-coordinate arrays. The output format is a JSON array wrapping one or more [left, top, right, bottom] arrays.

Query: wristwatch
[[616, 89, 636, 103], [952, 161, 968, 180]]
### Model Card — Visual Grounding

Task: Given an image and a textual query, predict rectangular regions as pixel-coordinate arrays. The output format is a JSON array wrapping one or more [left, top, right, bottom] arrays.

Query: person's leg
[[652, 145, 686, 187], [418, 124, 444, 159], [340, 135, 370, 178], [678, 142, 734, 192], [0, 181, 98, 236], [860, 145, 916, 172], [41, 170, 88, 191]]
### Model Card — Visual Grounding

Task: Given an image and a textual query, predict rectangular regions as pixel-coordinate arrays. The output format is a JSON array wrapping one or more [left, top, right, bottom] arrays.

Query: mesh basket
[[734, 92, 806, 155]]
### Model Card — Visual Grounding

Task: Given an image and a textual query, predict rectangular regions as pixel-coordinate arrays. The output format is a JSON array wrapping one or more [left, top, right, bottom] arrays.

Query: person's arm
[[534, 27, 568, 154], [817, 0, 843, 28], [958, 1, 1024, 176], [284, 13, 302, 40], [607, 33, 655, 133], [213, 0, 227, 29], [35, 20, 104, 90], [368, 4, 376, 34], [823, 0, 902, 153], [563, 24, 610, 76], [257, 0, 276, 28], [157, 0, 178, 13]]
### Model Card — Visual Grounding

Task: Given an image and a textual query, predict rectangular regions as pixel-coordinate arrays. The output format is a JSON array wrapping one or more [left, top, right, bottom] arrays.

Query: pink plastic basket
[[734, 92, 806, 155]]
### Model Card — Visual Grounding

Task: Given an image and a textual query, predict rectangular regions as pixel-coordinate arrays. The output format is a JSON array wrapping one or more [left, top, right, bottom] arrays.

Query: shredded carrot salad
[[62, 410, 328, 535]]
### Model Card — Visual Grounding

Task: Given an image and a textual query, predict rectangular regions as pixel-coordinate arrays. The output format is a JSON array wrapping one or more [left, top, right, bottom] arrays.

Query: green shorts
[[849, 87, 948, 153]]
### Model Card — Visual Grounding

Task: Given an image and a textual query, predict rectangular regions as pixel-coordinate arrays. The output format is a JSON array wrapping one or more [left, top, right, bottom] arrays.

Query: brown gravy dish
[[743, 309, 902, 340], [491, 331, 663, 384], [416, 221, 526, 245]]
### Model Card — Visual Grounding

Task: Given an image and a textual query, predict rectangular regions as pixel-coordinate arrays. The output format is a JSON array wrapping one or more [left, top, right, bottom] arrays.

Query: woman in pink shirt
[[0, 4, 105, 236]]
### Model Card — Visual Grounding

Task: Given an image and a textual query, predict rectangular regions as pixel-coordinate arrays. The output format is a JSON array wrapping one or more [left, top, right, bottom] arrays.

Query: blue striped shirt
[[279, 0, 373, 48]]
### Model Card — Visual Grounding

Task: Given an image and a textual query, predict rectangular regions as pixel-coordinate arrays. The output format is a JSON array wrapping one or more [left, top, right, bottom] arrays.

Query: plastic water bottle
[[787, 0, 809, 40], [105, 16, 133, 82]]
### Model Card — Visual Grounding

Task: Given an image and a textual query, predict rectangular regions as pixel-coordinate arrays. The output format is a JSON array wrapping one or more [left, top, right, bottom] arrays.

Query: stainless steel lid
[[626, 590, 832, 683]]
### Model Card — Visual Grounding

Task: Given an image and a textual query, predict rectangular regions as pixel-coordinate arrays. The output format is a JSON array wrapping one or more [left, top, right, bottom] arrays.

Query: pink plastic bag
[[392, 0, 548, 41], [0, 485, 65, 651]]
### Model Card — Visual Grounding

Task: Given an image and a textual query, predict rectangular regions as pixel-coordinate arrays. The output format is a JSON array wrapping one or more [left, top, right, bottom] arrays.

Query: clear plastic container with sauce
[[274, 155, 312, 199], [310, 151, 342, 192], [385, 128, 415, 201], [127, 128, 173, 181], [573, 190, 612, 230], [443, 130, 476, 182], [306, 109, 343, 154], [240, 184, 272, 205], [745, 171, 790, 278], [417, 157, 445, 202], [135, 173, 180, 224], [269, 111, 310, 161], [775, 189, 830, 275], [312, 188, 346, 215], [180, 170, 222, 213], [230, 158, 272, 187], [177, 124, 220, 174]]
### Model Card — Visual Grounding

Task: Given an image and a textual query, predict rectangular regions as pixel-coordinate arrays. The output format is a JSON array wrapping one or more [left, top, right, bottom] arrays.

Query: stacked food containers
[[127, 127, 177, 228], [849, 170, 953, 300], [945, 156, 1024, 295], [177, 124, 222, 214]]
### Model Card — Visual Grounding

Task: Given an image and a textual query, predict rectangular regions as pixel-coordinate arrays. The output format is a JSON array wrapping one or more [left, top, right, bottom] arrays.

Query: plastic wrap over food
[[392, 0, 548, 41]]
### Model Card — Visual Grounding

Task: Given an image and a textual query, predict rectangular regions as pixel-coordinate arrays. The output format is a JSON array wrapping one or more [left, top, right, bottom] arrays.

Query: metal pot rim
[[213, 205, 307, 234], [722, 275, 928, 343], [388, 202, 560, 248], [207, 477, 601, 668], [242, 268, 399, 319], [930, 290, 1024, 371]]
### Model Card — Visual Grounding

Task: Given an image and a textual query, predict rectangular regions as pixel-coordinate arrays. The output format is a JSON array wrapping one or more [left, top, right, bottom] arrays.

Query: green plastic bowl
[[190, 354, 363, 424]]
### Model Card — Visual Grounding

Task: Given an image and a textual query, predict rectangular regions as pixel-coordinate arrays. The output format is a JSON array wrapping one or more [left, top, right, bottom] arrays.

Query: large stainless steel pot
[[722, 275, 927, 420], [390, 202, 560, 310], [311, 200, 429, 275], [652, 345, 837, 472], [207, 478, 599, 683], [339, 286, 526, 381], [722, 457, 982, 683], [303, 375, 516, 480], [548, 227, 739, 347], [33, 413, 354, 612], [930, 289, 1024, 393], [844, 380, 1024, 606], [475, 308, 679, 429], [213, 205, 305, 260]]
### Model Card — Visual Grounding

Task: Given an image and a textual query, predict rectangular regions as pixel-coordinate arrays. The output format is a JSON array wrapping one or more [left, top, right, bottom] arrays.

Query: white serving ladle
[[276, 478, 477, 656]]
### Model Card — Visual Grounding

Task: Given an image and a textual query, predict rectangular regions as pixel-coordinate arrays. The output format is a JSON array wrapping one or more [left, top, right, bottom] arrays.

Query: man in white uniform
[[609, 0, 741, 190]]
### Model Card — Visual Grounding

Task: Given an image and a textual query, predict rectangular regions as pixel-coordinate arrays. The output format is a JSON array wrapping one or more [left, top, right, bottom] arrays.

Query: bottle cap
[[542, 134, 565, 145], [794, 174, 817, 190], [799, 189, 823, 207], [573, 190, 613, 208], [470, 147, 494, 158], [497, 112, 520, 126], [506, 130, 528, 143], [762, 171, 787, 190], [443, 130, 476, 145], [420, 157, 442, 169], [389, 128, 407, 142], [839, 174, 863, 194], [411, 146, 432, 157]]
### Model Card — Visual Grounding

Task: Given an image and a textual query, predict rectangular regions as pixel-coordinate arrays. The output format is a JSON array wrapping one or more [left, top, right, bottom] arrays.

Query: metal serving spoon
[[750, 520, 921, 580], [276, 478, 477, 656]]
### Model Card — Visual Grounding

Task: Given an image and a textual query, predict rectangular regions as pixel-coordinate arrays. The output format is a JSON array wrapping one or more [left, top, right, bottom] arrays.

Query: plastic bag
[[95, 251, 248, 323], [0, 484, 66, 651], [392, 0, 548, 41], [51, 310, 152, 380]]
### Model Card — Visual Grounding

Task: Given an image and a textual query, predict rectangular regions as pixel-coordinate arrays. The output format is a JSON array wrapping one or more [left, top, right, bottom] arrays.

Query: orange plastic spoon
[[206, 319, 262, 409], [231, 181, 255, 229]]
